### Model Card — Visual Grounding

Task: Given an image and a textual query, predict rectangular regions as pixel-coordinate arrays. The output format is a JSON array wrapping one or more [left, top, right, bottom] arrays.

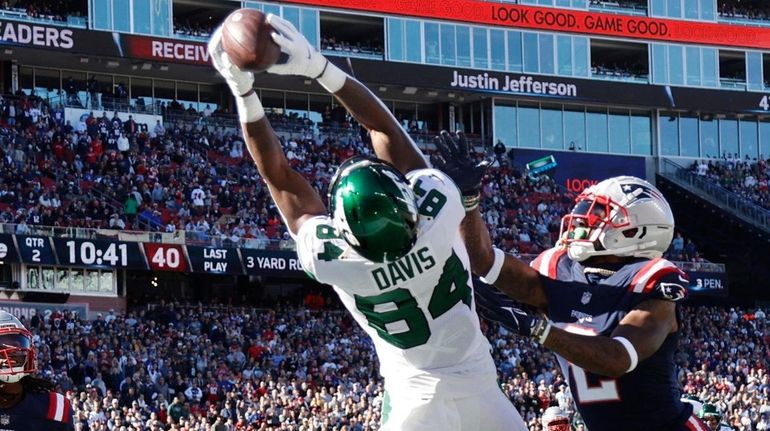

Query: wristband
[[533, 318, 552, 344], [316, 61, 346, 93], [613, 336, 639, 373], [462, 194, 480, 212], [236, 91, 265, 123], [480, 248, 505, 285]]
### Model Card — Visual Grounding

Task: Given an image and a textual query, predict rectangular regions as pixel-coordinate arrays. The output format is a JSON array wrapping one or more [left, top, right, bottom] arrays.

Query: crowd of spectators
[[691, 158, 770, 210], [22, 299, 769, 431], [320, 37, 383, 58], [718, 0, 770, 21], [1, 0, 86, 21], [591, 61, 649, 81], [0, 90, 711, 260], [173, 19, 215, 40]]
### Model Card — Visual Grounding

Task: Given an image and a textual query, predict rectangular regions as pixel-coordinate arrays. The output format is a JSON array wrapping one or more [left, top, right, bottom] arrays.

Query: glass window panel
[[494, 105, 517, 147], [557, 36, 572, 76], [440, 24, 456, 66], [490, 29, 506, 71], [556, 0, 571, 6], [151, 0, 171, 36], [564, 108, 586, 151], [301, 9, 318, 48], [660, 114, 679, 156], [760, 121, 770, 159], [113, 0, 131, 32], [668, 45, 684, 85], [42, 268, 55, 291], [572, 0, 587, 7], [609, 113, 631, 154], [198, 84, 219, 117], [631, 115, 652, 155], [472, 27, 488, 69], [541, 109, 563, 149], [684, 0, 699, 19], [93, 0, 111, 30], [133, 0, 151, 34], [388, 19, 404, 61], [702, 48, 718, 87], [651, 0, 666, 16], [405, 20, 422, 62], [523, 33, 539, 73], [700, 119, 719, 158], [652, 44, 667, 84], [719, 119, 739, 157], [34, 68, 60, 102], [539, 0, 553, 4], [70, 269, 84, 292], [456, 26, 471, 68], [86, 270, 100, 292], [56, 268, 69, 291], [507, 31, 522, 72], [261, 90, 284, 110], [26, 267, 40, 290], [586, 111, 609, 153], [747, 52, 763, 91], [424, 22, 440, 64], [539, 34, 554, 74], [518, 106, 541, 148], [667, 0, 682, 17], [686, 47, 701, 86], [740, 120, 759, 160], [701, 0, 715, 20], [263, 4, 280, 16], [176, 82, 198, 112], [283, 7, 300, 31], [680, 116, 699, 157], [63, 72, 87, 108], [153, 79, 175, 109], [100, 271, 114, 293], [573, 37, 588, 76]]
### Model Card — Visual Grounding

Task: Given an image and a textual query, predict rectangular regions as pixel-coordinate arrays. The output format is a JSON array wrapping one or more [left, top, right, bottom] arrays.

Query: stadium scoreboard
[[0, 234, 305, 278]]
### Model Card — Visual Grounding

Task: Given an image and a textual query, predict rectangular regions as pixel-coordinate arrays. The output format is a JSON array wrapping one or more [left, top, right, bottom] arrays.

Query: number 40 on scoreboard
[[142, 243, 189, 272]]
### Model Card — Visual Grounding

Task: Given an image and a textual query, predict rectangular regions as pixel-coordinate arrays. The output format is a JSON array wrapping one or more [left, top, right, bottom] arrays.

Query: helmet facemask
[[559, 193, 630, 262], [0, 329, 35, 383]]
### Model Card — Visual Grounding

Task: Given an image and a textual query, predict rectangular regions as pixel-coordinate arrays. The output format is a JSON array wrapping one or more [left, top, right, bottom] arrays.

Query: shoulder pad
[[628, 258, 688, 302], [46, 391, 72, 424], [530, 247, 568, 278]]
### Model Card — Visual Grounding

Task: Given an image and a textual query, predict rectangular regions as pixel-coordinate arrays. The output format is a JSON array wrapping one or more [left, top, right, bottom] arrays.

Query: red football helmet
[[542, 406, 572, 431], [0, 311, 35, 383]]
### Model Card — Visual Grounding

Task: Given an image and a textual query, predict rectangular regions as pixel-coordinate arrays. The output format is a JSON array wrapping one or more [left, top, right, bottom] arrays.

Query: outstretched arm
[[209, 28, 325, 236], [542, 299, 677, 377], [266, 15, 426, 174], [434, 131, 547, 309]]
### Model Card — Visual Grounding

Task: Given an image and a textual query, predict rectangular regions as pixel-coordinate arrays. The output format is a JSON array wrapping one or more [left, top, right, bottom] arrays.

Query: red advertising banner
[[282, 0, 770, 50], [141, 243, 189, 272], [119, 35, 209, 65]]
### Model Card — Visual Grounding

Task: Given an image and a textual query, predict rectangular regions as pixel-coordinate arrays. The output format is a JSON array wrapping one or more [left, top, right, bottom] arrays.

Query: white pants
[[380, 381, 527, 431]]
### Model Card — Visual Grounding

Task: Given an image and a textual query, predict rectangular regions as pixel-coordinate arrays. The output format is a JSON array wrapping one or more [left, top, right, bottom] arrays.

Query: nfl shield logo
[[1, 414, 10, 425], [581, 291, 592, 305]]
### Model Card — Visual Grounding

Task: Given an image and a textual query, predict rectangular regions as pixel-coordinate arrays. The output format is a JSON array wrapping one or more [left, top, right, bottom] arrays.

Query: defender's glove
[[474, 281, 552, 344], [208, 27, 255, 97], [267, 14, 346, 93], [433, 130, 490, 211]]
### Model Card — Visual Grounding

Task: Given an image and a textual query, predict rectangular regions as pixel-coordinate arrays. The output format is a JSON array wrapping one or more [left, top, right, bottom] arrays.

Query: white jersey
[[296, 169, 496, 395]]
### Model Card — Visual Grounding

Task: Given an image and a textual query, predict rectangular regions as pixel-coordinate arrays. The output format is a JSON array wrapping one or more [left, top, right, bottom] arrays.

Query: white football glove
[[266, 14, 327, 79], [208, 26, 255, 97]]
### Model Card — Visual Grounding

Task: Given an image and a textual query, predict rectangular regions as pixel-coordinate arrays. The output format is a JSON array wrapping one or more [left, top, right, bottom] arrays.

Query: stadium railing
[[0, 223, 289, 250], [588, 1, 648, 16], [660, 158, 770, 234]]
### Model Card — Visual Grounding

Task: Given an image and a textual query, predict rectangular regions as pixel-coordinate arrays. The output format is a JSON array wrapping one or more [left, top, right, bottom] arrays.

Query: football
[[221, 8, 282, 72]]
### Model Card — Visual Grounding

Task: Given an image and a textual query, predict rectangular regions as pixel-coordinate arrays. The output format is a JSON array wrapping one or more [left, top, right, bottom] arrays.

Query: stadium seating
[[691, 158, 770, 210], [29, 300, 769, 430]]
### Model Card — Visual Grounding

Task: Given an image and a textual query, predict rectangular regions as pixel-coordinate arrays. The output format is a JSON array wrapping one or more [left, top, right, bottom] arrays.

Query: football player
[[698, 404, 732, 431], [434, 131, 709, 431], [207, 16, 526, 431], [0, 311, 73, 430]]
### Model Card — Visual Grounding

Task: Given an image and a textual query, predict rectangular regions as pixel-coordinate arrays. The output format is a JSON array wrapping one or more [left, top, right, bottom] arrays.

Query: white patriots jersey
[[296, 169, 495, 394]]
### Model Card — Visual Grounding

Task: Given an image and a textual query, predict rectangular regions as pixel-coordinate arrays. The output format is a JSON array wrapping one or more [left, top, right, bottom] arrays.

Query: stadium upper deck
[[1, 0, 769, 159]]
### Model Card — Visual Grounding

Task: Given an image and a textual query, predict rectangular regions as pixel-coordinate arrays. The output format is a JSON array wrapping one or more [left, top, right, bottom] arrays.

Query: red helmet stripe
[[47, 391, 57, 421]]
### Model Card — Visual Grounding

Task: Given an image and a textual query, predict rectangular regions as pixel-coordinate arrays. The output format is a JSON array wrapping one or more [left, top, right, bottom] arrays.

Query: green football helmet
[[328, 156, 419, 263]]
